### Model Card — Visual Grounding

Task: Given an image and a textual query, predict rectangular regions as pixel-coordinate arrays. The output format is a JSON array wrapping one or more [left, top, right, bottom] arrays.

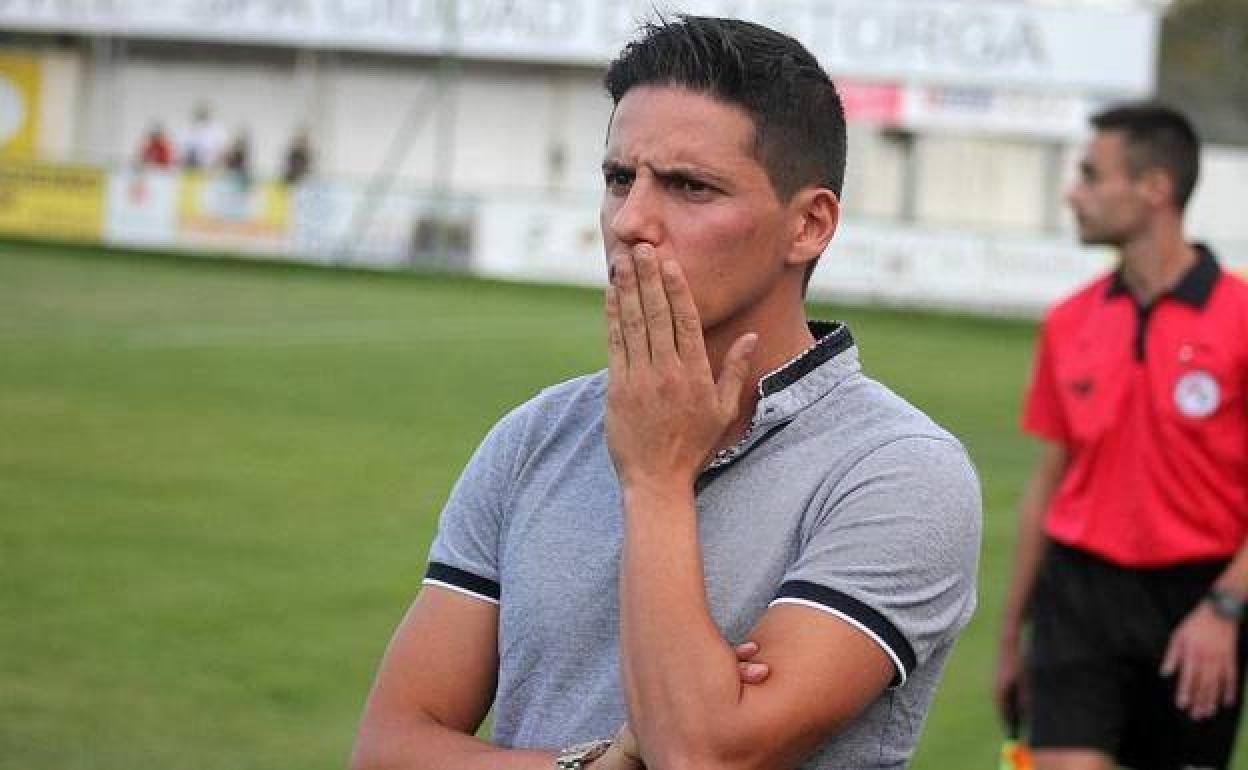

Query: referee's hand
[[1160, 602, 1239, 720]]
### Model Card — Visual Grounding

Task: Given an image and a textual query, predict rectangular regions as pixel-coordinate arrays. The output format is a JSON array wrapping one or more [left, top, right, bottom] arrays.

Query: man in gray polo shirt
[[351, 16, 981, 770]]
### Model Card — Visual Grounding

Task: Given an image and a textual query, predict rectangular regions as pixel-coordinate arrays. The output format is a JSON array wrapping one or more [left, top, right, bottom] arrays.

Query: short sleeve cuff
[[771, 580, 917, 687], [423, 562, 501, 606]]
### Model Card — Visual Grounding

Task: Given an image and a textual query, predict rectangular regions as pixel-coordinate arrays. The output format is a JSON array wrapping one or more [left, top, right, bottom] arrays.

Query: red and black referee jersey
[[1023, 244, 1248, 567]]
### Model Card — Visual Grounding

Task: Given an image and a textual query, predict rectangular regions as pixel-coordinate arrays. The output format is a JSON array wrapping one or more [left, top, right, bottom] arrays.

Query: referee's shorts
[[1028, 543, 1248, 770]]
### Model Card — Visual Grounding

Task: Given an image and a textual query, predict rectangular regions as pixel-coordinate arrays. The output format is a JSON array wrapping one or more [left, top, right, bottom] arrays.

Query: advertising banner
[[0, 0, 1157, 95], [176, 173, 291, 253], [474, 196, 605, 285], [901, 85, 1098, 139], [838, 81, 904, 126], [290, 182, 475, 269], [0, 51, 40, 161], [0, 162, 104, 241], [473, 196, 1120, 315], [812, 221, 1113, 315], [105, 168, 179, 245]]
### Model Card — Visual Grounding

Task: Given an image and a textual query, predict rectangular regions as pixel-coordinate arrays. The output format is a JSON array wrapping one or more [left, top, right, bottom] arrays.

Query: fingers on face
[[715, 332, 758, 409], [633, 245, 677, 363], [661, 258, 705, 363], [611, 246, 705, 368], [606, 285, 626, 373], [612, 250, 650, 365]]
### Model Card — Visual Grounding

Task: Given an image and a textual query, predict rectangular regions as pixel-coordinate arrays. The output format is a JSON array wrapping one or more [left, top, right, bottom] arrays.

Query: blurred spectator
[[282, 129, 313, 185], [181, 103, 225, 170], [222, 130, 252, 187], [138, 123, 174, 168]]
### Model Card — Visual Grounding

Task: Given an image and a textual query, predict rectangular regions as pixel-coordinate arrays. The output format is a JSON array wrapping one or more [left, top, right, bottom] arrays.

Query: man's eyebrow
[[600, 159, 732, 187], [653, 164, 728, 184]]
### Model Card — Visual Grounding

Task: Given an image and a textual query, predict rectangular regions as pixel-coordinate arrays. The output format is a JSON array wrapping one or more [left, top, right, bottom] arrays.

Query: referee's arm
[[1162, 531, 1248, 720], [994, 441, 1069, 724]]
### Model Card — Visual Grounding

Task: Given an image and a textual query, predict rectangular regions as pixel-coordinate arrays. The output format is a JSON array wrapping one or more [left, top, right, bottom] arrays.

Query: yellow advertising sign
[[177, 173, 291, 250], [0, 51, 41, 161], [0, 162, 106, 241]]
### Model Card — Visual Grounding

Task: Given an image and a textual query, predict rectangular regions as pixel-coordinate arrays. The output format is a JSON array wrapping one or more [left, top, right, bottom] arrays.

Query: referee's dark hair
[[1091, 103, 1201, 211], [604, 15, 846, 203]]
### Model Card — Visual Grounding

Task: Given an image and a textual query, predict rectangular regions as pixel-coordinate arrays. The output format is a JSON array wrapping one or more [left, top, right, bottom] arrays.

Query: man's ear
[[1139, 168, 1175, 210], [786, 188, 840, 268]]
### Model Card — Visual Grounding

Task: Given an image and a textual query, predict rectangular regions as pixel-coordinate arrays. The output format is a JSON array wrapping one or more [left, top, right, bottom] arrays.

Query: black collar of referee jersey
[[1105, 242, 1221, 309], [758, 320, 854, 398]]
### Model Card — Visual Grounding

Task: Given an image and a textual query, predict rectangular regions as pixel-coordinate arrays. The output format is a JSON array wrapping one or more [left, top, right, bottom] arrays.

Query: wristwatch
[[555, 739, 613, 769], [1206, 588, 1245, 621]]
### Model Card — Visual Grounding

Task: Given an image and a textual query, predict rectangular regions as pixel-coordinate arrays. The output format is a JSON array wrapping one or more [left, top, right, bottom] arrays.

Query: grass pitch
[[0, 239, 1212, 769]]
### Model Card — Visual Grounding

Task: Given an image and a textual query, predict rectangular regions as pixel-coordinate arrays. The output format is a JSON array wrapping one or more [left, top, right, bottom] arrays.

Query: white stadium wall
[[91, 45, 610, 195], [915, 135, 1055, 233], [1188, 146, 1248, 248]]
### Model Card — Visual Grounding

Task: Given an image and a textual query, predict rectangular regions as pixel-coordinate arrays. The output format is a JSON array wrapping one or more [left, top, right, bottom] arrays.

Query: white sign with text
[[0, 0, 1157, 94]]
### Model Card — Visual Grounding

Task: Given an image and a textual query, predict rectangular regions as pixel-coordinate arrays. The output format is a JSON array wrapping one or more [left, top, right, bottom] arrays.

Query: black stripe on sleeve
[[774, 580, 917, 686], [424, 562, 501, 603]]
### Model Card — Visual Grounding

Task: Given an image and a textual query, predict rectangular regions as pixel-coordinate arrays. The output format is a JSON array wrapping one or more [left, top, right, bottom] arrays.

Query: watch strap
[[1207, 588, 1245, 621], [555, 739, 613, 769]]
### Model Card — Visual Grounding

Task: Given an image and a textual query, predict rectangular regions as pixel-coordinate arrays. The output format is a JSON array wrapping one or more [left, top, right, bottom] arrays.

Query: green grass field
[[0, 239, 1233, 769]]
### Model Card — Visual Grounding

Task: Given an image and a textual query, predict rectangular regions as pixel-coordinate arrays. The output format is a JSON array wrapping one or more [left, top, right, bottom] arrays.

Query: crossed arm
[[349, 588, 555, 770], [349, 587, 777, 770]]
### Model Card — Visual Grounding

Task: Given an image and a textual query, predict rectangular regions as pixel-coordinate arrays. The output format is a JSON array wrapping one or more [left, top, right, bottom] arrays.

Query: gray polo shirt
[[424, 321, 981, 769]]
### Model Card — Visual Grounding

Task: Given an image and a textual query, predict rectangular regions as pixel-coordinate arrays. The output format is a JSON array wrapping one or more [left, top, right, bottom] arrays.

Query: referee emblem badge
[[1174, 370, 1220, 418]]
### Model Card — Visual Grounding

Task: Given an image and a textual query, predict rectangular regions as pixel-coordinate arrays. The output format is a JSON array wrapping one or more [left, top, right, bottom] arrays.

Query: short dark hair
[[1091, 103, 1201, 210], [604, 15, 846, 202]]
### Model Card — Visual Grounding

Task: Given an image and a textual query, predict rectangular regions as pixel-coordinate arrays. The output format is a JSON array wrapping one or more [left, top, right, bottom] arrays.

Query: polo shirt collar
[[1105, 243, 1220, 309], [759, 320, 854, 397], [705, 320, 857, 470]]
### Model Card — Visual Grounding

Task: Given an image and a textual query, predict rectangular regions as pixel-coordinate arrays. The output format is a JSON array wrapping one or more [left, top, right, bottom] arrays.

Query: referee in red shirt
[[995, 104, 1248, 770]]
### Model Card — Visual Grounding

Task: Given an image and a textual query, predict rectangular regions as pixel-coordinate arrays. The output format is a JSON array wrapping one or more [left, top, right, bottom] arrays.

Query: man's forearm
[[1001, 445, 1067, 640], [1000, 501, 1047, 643], [350, 718, 554, 770], [1210, 542, 1248, 598], [618, 482, 749, 769]]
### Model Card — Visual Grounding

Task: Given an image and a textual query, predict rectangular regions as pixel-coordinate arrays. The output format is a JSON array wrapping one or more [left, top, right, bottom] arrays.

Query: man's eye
[[605, 171, 633, 190], [673, 178, 713, 196]]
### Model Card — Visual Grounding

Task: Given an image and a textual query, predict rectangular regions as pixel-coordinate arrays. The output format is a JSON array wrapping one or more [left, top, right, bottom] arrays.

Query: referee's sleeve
[[1022, 316, 1070, 443]]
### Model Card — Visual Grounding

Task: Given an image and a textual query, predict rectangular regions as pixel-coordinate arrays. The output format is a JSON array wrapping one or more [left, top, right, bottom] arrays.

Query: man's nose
[[1064, 184, 1081, 209], [609, 177, 662, 246]]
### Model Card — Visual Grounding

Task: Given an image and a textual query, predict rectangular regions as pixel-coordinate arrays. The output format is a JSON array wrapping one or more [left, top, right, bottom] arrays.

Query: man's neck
[[1118, 225, 1196, 306], [704, 306, 818, 453]]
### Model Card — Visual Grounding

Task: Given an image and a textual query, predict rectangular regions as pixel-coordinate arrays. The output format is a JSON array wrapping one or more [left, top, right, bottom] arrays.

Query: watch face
[[557, 739, 611, 767], [1209, 590, 1245, 620]]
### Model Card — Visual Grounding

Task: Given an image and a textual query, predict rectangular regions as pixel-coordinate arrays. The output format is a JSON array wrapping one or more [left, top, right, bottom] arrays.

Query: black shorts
[[1028, 543, 1248, 770]]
